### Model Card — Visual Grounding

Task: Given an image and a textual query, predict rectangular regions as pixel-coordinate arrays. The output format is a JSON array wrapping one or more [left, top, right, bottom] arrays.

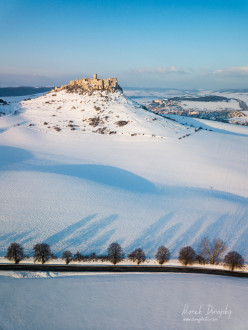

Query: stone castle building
[[54, 74, 120, 92]]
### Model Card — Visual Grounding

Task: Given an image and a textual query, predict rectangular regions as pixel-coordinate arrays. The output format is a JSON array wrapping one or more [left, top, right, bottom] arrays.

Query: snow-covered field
[[0, 273, 247, 330], [0, 90, 248, 259], [180, 99, 241, 111], [214, 90, 248, 105]]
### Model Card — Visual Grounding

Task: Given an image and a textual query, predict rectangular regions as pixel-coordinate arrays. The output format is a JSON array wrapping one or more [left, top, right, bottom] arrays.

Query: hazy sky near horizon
[[0, 0, 248, 89]]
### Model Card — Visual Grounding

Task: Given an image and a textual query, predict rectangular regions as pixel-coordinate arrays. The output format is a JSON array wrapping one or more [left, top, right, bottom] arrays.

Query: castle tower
[[93, 73, 98, 80]]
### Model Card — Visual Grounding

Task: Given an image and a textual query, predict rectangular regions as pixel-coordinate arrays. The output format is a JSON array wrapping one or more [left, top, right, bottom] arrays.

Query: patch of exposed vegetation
[[115, 120, 129, 127], [88, 116, 103, 127], [96, 127, 108, 134]]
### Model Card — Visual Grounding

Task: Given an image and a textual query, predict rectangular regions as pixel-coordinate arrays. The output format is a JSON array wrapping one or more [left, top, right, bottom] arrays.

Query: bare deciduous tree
[[178, 246, 196, 266], [33, 243, 52, 264], [6, 243, 24, 264], [224, 251, 244, 271], [62, 250, 73, 264], [155, 246, 170, 265], [128, 248, 146, 265], [107, 242, 124, 264], [198, 237, 227, 264]]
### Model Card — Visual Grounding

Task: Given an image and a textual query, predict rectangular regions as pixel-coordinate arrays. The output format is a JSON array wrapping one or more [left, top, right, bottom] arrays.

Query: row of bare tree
[[178, 237, 244, 271], [4, 237, 245, 271]]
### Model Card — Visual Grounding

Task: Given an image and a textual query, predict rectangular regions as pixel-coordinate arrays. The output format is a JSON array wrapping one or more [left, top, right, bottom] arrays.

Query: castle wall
[[54, 75, 119, 92]]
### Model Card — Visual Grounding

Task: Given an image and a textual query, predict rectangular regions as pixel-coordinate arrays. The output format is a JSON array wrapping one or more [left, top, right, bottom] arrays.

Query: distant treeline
[[0, 87, 53, 97], [169, 95, 229, 102]]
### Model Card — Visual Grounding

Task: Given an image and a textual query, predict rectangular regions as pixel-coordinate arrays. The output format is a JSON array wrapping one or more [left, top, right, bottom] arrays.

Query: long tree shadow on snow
[[169, 215, 208, 254], [44, 214, 97, 247], [126, 212, 182, 257], [233, 226, 248, 257], [0, 230, 37, 255], [0, 230, 33, 244], [58, 214, 118, 254], [193, 211, 248, 251]]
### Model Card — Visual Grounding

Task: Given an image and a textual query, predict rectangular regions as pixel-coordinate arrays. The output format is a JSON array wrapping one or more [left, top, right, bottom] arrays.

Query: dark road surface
[[0, 264, 247, 278]]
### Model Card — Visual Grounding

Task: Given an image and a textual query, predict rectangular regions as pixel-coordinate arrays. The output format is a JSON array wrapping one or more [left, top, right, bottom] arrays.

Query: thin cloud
[[131, 66, 186, 74], [213, 66, 248, 76]]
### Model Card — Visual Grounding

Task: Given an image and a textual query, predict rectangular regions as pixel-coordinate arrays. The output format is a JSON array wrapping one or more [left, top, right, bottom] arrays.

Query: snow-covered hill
[[0, 88, 248, 259], [19, 89, 196, 139]]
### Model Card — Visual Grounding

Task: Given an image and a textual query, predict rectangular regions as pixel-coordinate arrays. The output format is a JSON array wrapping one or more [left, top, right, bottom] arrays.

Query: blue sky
[[0, 0, 248, 88]]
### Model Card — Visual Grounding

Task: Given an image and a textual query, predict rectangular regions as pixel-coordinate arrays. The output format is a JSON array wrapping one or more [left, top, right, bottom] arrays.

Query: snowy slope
[[0, 90, 248, 259], [20, 90, 195, 138], [0, 93, 45, 116]]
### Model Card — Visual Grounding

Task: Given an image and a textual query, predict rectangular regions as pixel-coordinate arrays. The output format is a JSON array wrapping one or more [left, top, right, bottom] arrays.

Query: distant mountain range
[[0, 87, 53, 97], [1, 86, 248, 98]]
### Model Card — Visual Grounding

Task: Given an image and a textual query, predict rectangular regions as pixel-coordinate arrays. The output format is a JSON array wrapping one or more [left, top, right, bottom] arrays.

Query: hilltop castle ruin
[[54, 74, 121, 93]]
